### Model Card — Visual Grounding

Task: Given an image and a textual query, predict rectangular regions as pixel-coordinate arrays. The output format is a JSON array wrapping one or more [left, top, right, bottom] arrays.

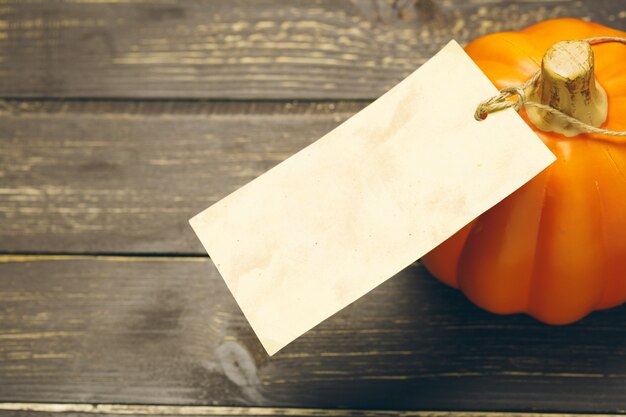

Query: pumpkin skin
[[422, 18, 626, 324]]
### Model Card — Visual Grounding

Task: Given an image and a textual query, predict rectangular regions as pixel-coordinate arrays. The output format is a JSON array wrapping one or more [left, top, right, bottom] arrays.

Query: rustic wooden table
[[2, 1, 626, 416]]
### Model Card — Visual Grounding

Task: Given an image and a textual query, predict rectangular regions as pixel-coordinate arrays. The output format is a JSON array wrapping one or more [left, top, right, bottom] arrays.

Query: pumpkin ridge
[[604, 146, 626, 179], [453, 222, 476, 290], [595, 145, 626, 309], [593, 163, 611, 312], [526, 164, 553, 318], [581, 142, 623, 313]]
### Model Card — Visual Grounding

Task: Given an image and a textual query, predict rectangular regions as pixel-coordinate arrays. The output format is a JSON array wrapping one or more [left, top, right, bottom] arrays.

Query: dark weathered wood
[[0, 100, 367, 254], [1, 0, 626, 99], [0, 404, 622, 417], [5, 1, 626, 412], [2, 256, 626, 411]]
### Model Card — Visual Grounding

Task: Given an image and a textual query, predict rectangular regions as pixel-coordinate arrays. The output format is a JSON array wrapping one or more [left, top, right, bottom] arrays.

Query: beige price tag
[[190, 40, 555, 355]]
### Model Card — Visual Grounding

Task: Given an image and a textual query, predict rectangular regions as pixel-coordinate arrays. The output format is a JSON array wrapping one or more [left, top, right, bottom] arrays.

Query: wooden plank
[[0, 100, 366, 254], [0, 403, 623, 417], [2, 256, 626, 411], [1, 0, 626, 99]]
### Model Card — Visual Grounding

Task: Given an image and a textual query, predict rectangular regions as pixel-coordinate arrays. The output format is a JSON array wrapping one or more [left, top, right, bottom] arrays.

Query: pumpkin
[[422, 18, 626, 324]]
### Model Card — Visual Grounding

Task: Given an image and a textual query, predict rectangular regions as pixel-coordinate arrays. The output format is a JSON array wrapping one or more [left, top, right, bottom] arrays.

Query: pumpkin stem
[[526, 40, 608, 137]]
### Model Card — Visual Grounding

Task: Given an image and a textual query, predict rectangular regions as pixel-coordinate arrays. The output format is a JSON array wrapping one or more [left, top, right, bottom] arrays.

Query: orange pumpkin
[[422, 18, 626, 324]]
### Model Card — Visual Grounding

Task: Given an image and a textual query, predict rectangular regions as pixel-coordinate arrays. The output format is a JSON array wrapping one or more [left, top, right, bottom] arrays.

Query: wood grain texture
[[0, 100, 366, 254], [5, 0, 626, 413], [1, 403, 625, 417], [2, 256, 626, 411], [1, 0, 626, 99]]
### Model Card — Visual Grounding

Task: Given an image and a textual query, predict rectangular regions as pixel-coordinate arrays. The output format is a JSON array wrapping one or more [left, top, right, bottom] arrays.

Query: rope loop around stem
[[475, 84, 530, 121], [475, 36, 626, 137]]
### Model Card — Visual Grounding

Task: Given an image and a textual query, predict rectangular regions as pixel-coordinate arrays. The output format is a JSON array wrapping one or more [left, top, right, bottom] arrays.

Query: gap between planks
[[0, 403, 622, 417], [0, 254, 210, 263]]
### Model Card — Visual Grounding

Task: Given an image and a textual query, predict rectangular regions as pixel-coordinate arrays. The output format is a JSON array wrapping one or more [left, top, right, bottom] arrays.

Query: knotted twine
[[474, 36, 626, 137]]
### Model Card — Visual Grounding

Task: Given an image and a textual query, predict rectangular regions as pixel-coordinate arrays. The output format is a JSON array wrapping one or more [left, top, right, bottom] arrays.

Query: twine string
[[474, 36, 626, 137]]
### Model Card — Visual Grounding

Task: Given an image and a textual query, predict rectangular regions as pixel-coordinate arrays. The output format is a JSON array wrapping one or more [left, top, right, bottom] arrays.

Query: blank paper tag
[[190, 40, 555, 355]]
